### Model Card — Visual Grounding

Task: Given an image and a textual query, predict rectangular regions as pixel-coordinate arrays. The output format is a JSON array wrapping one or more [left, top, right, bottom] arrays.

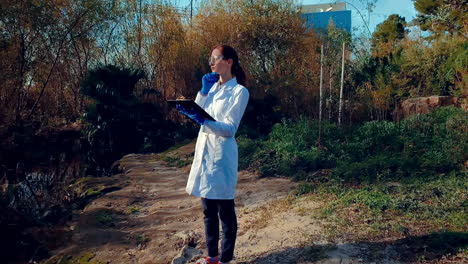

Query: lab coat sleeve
[[201, 87, 249, 137], [195, 82, 217, 107], [195, 91, 209, 108]]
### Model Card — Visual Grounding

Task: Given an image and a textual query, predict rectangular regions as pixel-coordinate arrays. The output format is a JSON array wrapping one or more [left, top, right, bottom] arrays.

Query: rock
[[171, 246, 203, 264], [393, 96, 467, 121], [174, 231, 200, 247], [110, 160, 124, 174]]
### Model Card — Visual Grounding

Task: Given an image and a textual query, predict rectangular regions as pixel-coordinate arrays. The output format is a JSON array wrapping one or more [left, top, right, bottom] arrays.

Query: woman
[[176, 45, 249, 264]]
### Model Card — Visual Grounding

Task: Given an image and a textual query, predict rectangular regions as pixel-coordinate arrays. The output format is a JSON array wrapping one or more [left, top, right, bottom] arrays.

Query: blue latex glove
[[176, 104, 205, 125], [201, 72, 219, 95]]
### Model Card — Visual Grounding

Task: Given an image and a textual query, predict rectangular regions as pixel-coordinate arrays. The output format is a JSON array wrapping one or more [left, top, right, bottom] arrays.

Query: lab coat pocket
[[214, 136, 225, 162]]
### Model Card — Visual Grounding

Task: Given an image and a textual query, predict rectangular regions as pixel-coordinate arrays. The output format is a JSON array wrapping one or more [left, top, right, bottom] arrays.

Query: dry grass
[[241, 195, 295, 230]]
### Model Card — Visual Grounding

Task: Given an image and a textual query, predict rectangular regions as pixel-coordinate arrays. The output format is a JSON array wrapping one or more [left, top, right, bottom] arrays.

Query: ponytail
[[232, 61, 246, 86]]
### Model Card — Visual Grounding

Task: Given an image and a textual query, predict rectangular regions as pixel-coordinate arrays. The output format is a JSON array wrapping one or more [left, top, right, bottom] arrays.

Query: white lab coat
[[186, 77, 249, 199]]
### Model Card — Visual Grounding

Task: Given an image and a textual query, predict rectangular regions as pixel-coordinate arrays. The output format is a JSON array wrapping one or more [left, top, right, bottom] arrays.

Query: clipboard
[[167, 99, 216, 121]]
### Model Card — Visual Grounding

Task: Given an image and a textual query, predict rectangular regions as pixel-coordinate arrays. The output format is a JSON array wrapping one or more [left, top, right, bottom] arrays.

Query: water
[[8, 155, 83, 223]]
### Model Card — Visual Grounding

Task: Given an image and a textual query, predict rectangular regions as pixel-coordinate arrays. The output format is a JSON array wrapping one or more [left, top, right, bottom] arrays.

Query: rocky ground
[[39, 142, 464, 264]]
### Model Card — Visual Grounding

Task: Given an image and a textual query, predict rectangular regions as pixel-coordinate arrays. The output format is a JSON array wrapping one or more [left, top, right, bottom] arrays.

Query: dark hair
[[211, 45, 246, 86]]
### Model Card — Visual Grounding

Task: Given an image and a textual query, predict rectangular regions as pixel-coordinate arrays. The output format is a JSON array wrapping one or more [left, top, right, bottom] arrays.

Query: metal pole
[[329, 68, 332, 121], [318, 44, 324, 143], [338, 42, 345, 125], [319, 44, 323, 124], [190, 0, 193, 24]]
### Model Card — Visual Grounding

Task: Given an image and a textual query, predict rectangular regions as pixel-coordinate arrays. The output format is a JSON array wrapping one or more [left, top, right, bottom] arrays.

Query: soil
[[39, 142, 464, 264]]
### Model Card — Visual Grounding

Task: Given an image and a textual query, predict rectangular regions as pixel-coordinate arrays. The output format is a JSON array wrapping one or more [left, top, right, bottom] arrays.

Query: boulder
[[174, 230, 200, 247], [393, 96, 467, 121], [110, 160, 124, 174], [171, 246, 203, 264]]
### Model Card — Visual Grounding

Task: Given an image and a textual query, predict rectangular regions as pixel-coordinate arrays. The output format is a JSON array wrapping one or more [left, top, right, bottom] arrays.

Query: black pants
[[201, 198, 237, 263]]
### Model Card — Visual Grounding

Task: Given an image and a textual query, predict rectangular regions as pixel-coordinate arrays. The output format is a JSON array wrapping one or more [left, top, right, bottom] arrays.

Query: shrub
[[246, 118, 340, 178], [246, 106, 466, 183], [400, 106, 467, 173], [237, 135, 261, 170], [80, 65, 188, 175]]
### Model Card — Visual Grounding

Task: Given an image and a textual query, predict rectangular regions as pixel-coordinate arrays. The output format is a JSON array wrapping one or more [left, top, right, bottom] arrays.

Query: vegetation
[[80, 64, 189, 175], [44, 252, 108, 264], [246, 107, 467, 261], [288, 171, 468, 262], [95, 211, 114, 226], [239, 106, 467, 182], [240, 107, 467, 260]]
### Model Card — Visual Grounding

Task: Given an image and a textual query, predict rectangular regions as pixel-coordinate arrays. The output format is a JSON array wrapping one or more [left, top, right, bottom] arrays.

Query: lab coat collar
[[218, 77, 238, 91]]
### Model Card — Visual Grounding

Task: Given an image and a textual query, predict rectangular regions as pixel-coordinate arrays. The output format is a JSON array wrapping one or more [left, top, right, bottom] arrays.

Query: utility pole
[[319, 44, 324, 123], [338, 42, 345, 125], [190, 0, 193, 24], [318, 44, 324, 143], [329, 68, 333, 121]]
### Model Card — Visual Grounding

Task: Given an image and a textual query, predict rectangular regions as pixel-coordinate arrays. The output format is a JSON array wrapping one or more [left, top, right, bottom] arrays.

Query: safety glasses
[[208, 55, 224, 65]]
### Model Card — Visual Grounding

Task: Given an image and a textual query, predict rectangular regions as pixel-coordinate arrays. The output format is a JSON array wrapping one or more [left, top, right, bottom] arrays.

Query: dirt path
[[42, 143, 405, 264]]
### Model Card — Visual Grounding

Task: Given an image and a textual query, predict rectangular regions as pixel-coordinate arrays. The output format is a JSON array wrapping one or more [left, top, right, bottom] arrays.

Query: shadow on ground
[[241, 232, 468, 264]]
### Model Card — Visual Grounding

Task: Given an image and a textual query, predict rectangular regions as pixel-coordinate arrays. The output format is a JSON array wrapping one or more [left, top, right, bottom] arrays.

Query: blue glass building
[[301, 3, 352, 34]]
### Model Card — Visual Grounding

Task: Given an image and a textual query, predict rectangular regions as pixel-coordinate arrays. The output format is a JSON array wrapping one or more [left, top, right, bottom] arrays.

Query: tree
[[414, 0, 468, 37], [190, 0, 322, 121], [0, 0, 117, 126], [371, 14, 407, 58], [397, 33, 467, 97], [81, 65, 145, 175], [345, 14, 408, 121]]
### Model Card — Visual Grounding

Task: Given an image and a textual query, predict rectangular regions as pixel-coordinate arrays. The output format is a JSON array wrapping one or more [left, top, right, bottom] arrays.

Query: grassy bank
[[239, 106, 466, 183], [238, 106, 467, 261]]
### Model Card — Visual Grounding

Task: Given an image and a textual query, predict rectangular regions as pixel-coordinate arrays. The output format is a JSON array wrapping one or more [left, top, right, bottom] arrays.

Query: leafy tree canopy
[[372, 14, 407, 45], [413, 0, 468, 36]]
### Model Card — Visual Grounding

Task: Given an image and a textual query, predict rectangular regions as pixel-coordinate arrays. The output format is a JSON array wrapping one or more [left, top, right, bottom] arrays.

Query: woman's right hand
[[201, 72, 219, 95]]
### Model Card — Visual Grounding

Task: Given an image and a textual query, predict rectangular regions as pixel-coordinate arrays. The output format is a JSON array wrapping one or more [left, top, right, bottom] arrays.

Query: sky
[[173, 0, 418, 37], [301, 0, 418, 36]]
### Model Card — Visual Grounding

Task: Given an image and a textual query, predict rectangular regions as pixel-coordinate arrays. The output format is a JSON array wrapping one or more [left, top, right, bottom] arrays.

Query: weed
[[243, 195, 295, 230], [128, 205, 141, 214], [294, 182, 316, 196], [161, 155, 191, 167], [85, 188, 101, 197], [96, 211, 113, 226], [136, 234, 151, 245], [50, 252, 107, 264], [308, 171, 467, 242], [74, 177, 92, 186]]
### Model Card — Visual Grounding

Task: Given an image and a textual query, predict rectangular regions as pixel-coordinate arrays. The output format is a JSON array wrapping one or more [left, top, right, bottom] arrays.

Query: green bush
[[245, 106, 467, 183], [241, 118, 340, 178], [80, 65, 189, 176], [400, 106, 467, 173], [237, 135, 260, 170], [333, 106, 467, 182]]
